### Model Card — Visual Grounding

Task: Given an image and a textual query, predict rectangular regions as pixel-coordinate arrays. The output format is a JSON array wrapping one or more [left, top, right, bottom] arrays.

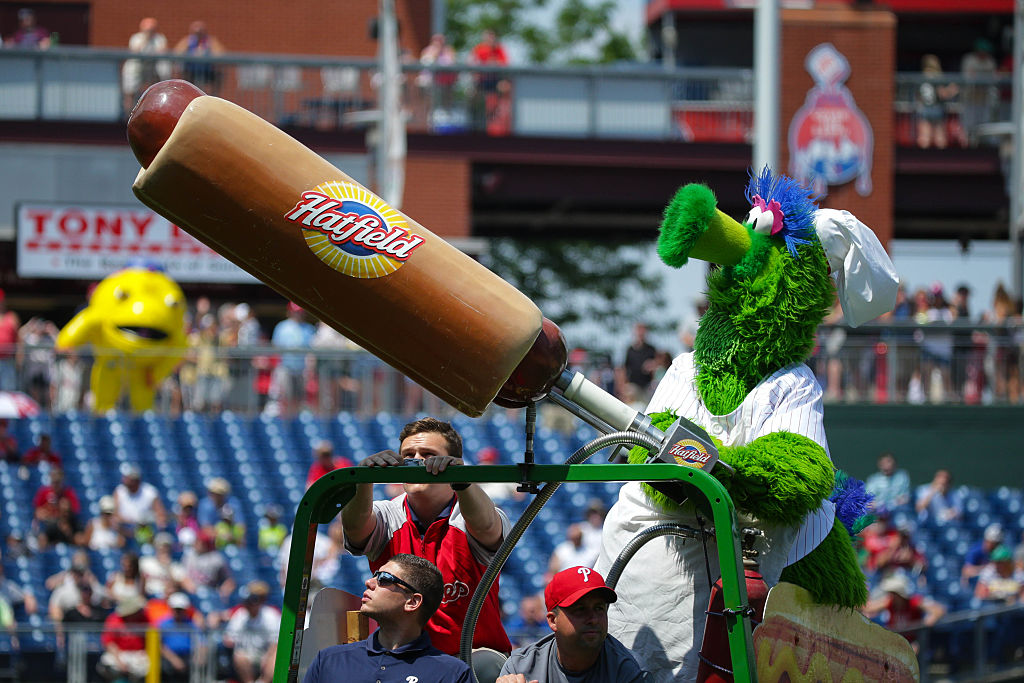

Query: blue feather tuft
[[744, 166, 820, 258], [830, 470, 874, 537]]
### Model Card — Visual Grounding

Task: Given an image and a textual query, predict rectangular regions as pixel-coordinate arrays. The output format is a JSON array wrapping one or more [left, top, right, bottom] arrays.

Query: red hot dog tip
[[127, 79, 206, 168]]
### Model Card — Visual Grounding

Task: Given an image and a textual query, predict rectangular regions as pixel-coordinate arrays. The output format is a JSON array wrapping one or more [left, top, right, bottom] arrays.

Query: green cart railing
[[273, 459, 757, 683]]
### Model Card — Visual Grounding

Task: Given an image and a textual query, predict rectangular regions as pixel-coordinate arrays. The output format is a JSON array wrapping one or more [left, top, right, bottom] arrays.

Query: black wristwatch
[[450, 482, 471, 491]]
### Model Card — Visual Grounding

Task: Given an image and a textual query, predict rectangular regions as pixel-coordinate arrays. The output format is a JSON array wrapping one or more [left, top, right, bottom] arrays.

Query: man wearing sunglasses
[[496, 566, 646, 683], [302, 554, 471, 683], [343, 417, 513, 655]]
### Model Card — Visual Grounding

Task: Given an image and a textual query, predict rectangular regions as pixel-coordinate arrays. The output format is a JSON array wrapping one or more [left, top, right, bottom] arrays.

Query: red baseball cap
[[544, 566, 617, 611]]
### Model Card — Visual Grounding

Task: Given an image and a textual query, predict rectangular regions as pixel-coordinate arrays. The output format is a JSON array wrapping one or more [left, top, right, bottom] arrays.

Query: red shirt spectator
[[23, 433, 62, 467], [470, 30, 508, 67], [0, 418, 18, 463], [33, 468, 81, 521], [305, 440, 353, 488], [861, 515, 899, 572], [98, 595, 152, 681], [863, 573, 944, 646]]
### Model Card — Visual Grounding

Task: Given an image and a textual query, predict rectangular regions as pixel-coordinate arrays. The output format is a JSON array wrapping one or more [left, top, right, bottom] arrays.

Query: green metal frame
[[273, 463, 757, 683]]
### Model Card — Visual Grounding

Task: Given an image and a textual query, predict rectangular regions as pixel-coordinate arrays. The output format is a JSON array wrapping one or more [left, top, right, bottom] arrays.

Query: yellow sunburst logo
[[284, 181, 423, 279]]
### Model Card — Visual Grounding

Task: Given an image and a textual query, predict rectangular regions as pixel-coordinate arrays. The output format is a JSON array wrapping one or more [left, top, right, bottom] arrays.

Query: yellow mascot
[[57, 265, 187, 412]]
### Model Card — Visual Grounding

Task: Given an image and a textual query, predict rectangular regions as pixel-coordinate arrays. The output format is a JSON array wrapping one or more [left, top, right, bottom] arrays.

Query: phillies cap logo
[[667, 439, 712, 468], [788, 43, 873, 197], [285, 181, 424, 278], [577, 567, 592, 582]]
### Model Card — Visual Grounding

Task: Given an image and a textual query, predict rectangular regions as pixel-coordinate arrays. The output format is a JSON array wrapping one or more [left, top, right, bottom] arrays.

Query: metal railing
[[1, 622, 219, 683], [3, 581, 1023, 681], [893, 602, 1024, 682], [1, 319, 1021, 417], [4, 45, 1010, 147]]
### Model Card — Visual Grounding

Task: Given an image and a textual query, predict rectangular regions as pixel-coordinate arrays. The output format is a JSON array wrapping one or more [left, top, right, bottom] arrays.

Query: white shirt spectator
[[225, 603, 280, 656], [114, 480, 162, 526]]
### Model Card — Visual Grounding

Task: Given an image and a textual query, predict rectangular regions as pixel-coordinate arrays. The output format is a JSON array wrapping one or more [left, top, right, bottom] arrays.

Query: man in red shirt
[[342, 417, 512, 655], [32, 467, 81, 523], [97, 594, 151, 681], [23, 432, 62, 467], [470, 29, 508, 69], [469, 29, 511, 134], [305, 439, 354, 489], [862, 573, 944, 650]]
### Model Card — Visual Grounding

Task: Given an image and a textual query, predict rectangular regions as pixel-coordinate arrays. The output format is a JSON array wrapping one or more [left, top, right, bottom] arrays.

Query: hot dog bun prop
[[128, 81, 547, 417], [753, 583, 918, 682]]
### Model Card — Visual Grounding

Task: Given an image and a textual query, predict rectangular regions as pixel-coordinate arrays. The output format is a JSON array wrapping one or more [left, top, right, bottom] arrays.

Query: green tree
[[446, 0, 638, 65], [484, 238, 667, 354]]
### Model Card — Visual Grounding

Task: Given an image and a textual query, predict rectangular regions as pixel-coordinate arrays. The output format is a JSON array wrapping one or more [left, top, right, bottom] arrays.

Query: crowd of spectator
[[2, 272, 1023, 420], [861, 452, 1024, 667], [4, 411, 1024, 678], [0, 432, 373, 681]]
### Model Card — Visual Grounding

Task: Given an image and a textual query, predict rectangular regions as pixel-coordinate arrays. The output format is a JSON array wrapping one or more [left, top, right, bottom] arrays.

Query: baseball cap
[[120, 463, 141, 480], [991, 546, 1013, 563], [168, 592, 191, 610], [879, 573, 913, 599], [99, 495, 116, 513], [476, 447, 499, 464], [544, 566, 617, 611], [115, 593, 147, 616], [984, 523, 1004, 543], [206, 477, 230, 495]]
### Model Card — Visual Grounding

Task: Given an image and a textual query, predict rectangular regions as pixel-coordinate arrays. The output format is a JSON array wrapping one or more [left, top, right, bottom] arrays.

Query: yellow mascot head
[[57, 263, 187, 412]]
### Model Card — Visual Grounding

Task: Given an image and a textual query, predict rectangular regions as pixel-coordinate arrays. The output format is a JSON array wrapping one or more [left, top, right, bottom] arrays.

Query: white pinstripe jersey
[[647, 352, 836, 577], [595, 352, 837, 681]]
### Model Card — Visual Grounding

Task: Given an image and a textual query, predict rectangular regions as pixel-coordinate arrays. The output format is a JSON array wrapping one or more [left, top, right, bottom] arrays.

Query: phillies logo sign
[[788, 43, 873, 197], [285, 181, 424, 279], [668, 439, 711, 468], [441, 580, 470, 605]]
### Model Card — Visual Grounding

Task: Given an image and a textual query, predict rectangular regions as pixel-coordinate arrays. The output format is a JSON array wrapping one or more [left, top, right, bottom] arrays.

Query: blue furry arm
[[718, 431, 835, 526]]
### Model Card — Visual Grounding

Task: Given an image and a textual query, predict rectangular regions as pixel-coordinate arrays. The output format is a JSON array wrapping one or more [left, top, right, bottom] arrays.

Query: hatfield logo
[[285, 181, 424, 279], [668, 439, 711, 468]]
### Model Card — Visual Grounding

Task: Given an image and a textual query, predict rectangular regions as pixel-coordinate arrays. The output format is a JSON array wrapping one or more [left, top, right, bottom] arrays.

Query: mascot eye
[[743, 206, 764, 228], [752, 209, 775, 235], [114, 287, 130, 302]]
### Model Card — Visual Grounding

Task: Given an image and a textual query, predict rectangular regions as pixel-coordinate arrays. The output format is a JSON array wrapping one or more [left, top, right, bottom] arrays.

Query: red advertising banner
[[16, 203, 257, 283]]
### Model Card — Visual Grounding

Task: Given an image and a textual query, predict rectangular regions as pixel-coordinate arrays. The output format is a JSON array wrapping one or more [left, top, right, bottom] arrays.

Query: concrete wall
[[825, 404, 1023, 490]]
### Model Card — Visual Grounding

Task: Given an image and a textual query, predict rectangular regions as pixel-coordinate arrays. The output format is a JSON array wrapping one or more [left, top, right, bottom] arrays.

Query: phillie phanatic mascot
[[57, 264, 187, 412], [594, 169, 905, 681]]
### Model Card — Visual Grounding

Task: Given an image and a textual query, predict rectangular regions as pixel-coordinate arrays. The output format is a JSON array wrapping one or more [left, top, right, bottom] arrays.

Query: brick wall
[[403, 155, 470, 238], [782, 7, 896, 246], [83, 0, 427, 57]]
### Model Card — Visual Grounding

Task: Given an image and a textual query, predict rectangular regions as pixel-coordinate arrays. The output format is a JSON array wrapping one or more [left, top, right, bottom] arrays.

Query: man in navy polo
[[302, 554, 470, 683]]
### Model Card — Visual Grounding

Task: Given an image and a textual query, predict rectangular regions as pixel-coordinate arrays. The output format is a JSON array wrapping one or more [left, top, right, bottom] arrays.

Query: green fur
[[695, 239, 832, 415], [715, 432, 834, 525], [630, 416, 833, 526], [779, 517, 869, 608], [659, 184, 719, 268]]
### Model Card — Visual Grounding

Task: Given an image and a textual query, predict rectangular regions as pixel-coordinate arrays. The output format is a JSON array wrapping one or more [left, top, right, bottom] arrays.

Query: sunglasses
[[372, 570, 420, 594]]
